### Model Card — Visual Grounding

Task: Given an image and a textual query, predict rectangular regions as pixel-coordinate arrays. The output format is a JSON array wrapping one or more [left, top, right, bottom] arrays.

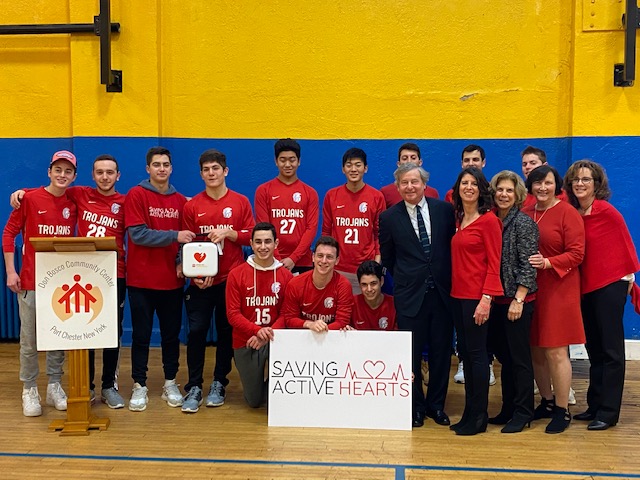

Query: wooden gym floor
[[0, 343, 639, 479]]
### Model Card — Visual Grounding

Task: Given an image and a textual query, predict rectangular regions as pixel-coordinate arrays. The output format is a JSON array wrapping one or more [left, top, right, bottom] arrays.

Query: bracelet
[[482, 294, 492, 302], [513, 297, 524, 304]]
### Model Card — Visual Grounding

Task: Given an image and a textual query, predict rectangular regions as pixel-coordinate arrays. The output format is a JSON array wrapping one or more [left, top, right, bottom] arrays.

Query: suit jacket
[[379, 197, 455, 318]]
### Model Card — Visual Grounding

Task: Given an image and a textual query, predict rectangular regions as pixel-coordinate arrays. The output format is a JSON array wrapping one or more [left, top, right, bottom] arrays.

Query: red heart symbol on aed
[[363, 360, 386, 379], [194, 252, 206, 263]]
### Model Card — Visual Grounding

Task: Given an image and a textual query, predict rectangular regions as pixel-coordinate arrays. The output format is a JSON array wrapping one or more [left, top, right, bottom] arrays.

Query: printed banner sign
[[35, 251, 118, 351], [268, 330, 412, 430]]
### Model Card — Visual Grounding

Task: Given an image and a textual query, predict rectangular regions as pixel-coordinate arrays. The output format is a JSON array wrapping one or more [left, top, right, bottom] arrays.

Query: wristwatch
[[513, 297, 524, 304]]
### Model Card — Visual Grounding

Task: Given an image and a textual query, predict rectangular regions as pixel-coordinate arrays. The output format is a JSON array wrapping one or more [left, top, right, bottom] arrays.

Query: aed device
[[182, 241, 222, 278]]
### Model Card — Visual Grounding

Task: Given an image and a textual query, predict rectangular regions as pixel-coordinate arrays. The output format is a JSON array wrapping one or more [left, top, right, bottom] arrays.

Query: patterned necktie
[[416, 204, 431, 257]]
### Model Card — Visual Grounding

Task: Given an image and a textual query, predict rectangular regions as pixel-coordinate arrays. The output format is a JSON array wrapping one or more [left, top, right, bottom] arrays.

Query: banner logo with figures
[[35, 251, 118, 351]]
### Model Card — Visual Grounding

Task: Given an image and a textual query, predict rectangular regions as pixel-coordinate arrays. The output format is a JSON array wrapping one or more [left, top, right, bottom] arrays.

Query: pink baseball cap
[[50, 150, 77, 169]]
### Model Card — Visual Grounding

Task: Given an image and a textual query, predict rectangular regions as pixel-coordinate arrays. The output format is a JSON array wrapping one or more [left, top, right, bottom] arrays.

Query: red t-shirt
[[380, 183, 439, 209], [182, 189, 254, 285], [67, 186, 126, 279], [282, 270, 353, 329], [451, 213, 504, 299], [321, 184, 385, 274], [2, 187, 77, 290], [226, 259, 294, 349], [351, 293, 397, 330], [254, 178, 319, 267], [124, 185, 187, 290]]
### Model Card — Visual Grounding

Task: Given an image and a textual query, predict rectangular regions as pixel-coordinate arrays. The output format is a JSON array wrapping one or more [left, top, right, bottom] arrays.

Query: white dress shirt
[[404, 197, 432, 243]]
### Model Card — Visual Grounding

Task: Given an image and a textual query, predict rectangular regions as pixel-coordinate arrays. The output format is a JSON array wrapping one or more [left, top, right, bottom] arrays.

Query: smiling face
[[494, 178, 516, 214], [200, 160, 228, 189], [342, 157, 367, 184], [359, 273, 383, 305], [521, 153, 545, 179], [531, 171, 557, 206], [146, 154, 172, 186], [313, 244, 339, 276], [571, 167, 595, 205], [92, 159, 120, 195], [251, 229, 278, 266], [397, 169, 426, 205], [462, 150, 485, 170], [48, 160, 77, 192], [275, 150, 300, 181], [459, 173, 480, 204]]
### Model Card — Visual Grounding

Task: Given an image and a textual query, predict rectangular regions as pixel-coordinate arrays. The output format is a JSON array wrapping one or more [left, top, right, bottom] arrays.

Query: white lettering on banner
[[268, 330, 412, 431]]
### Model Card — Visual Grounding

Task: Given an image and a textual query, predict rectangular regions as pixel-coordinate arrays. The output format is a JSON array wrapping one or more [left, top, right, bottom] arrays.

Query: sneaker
[[454, 361, 465, 384], [161, 379, 184, 407], [568, 387, 577, 405], [102, 387, 125, 409], [181, 386, 203, 413], [46, 382, 67, 411], [22, 387, 42, 417], [129, 383, 148, 411], [89, 389, 96, 405], [421, 359, 429, 387], [489, 363, 496, 386], [206, 380, 225, 407]]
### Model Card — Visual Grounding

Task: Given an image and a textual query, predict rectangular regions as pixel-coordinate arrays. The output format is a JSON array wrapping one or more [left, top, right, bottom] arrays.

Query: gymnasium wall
[[1, 1, 639, 342]]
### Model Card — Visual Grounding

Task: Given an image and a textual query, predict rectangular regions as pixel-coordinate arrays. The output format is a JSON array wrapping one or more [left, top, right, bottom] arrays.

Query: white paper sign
[[268, 330, 412, 431], [35, 251, 118, 351]]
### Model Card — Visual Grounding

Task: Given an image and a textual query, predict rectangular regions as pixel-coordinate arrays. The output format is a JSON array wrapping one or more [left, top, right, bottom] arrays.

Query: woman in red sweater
[[564, 160, 639, 431], [523, 165, 585, 434], [450, 167, 504, 435]]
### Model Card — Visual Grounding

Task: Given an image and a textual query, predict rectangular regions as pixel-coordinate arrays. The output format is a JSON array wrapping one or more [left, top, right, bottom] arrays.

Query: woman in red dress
[[564, 160, 639, 430], [523, 165, 585, 434], [450, 167, 504, 436]]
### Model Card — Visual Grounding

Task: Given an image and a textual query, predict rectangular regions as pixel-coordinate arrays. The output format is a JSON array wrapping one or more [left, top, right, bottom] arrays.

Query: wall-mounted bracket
[[614, 0, 640, 87], [0, 0, 122, 92]]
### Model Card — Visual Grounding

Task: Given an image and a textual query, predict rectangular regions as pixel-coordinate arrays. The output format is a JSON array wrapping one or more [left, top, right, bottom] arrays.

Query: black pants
[[488, 301, 535, 421], [128, 286, 183, 386], [582, 281, 628, 423], [397, 288, 453, 414], [89, 278, 126, 390], [184, 282, 233, 391], [453, 299, 490, 417]]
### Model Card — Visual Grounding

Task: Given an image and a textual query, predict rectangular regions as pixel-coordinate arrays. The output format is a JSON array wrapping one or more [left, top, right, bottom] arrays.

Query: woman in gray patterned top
[[488, 170, 539, 433]]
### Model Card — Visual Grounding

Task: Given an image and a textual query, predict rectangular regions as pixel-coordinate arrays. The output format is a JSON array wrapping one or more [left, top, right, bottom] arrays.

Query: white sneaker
[[22, 387, 42, 417], [454, 361, 465, 383], [161, 379, 184, 407], [568, 387, 577, 405], [489, 363, 496, 386], [46, 382, 67, 411], [129, 383, 149, 411]]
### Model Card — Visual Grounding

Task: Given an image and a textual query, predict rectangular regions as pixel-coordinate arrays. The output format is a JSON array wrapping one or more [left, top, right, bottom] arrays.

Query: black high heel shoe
[[533, 397, 555, 420], [501, 417, 532, 433], [545, 405, 571, 434], [455, 412, 488, 436], [450, 409, 470, 432], [488, 410, 513, 425]]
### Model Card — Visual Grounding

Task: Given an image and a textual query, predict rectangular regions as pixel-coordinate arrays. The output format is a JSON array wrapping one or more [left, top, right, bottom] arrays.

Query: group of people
[[2, 140, 638, 438]]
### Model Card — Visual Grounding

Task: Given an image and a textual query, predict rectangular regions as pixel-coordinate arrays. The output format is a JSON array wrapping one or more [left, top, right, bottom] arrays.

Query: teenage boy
[[10, 154, 128, 409], [125, 147, 195, 411], [322, 148, 385, 292], [444, 144, 487, 203], [380, 143, 439, 209], [220, 222, 294, 410], [255, 139, 319, 273], [180, 149, 255, 411], [352, 260, 396, 331], [3, 150, 78, 416], [282, 236, 353, 331]]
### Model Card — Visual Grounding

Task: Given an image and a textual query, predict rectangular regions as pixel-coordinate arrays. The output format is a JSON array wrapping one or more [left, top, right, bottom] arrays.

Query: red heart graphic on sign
[[363, 360, 386, 379], [194, 252, 206, 263]]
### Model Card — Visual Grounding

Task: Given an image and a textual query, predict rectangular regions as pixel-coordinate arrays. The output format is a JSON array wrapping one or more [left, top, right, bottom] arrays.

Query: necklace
[[578, 200, 595, 215], [533, 206, 549, 224]]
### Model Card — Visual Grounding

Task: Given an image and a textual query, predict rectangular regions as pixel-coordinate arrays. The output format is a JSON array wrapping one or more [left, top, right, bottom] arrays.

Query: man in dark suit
[[379, 163, 455, 428]]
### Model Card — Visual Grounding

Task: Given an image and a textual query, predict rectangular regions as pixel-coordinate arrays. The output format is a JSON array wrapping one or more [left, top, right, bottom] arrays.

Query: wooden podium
[[31, 236, 118, 436]]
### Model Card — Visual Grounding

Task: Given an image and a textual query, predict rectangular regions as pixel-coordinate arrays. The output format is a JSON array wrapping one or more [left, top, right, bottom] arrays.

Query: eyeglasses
[[571, 177, 593, 185]]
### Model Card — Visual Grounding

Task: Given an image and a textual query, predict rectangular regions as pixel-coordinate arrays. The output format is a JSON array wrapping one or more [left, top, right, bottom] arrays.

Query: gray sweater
[[498, 206, 539, 298]]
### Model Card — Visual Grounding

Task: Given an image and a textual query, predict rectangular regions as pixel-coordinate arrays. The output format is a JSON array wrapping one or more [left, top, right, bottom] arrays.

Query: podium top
[[30, 236, 118, 252]]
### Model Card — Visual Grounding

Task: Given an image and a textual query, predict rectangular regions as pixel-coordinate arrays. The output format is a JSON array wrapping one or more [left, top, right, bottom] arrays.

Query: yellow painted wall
[[0, 0, 638, 139]]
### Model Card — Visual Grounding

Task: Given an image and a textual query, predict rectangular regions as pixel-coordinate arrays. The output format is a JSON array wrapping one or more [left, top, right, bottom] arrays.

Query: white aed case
[[182, 242, 221, 278]]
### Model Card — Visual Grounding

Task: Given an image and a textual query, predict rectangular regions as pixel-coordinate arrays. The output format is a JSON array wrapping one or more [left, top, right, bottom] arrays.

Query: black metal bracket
[[614, 0, 640, 87], [0, 0, 121, 92]]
